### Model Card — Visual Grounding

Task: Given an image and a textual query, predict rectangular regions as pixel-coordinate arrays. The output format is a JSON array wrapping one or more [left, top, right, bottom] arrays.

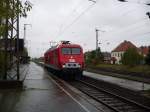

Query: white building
[[111, 40, 138, 64]]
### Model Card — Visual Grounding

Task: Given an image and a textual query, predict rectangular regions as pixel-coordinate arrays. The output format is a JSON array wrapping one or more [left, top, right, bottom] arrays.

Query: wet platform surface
[[84, 71, 150, 91], [0, 62, 100, 112]]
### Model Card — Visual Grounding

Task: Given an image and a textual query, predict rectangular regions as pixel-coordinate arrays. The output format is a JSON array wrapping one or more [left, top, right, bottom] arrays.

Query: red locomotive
[[44, 41, 84, 79]]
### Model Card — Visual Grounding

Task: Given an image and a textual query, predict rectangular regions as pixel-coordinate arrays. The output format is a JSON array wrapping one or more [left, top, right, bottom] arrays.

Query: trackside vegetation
[[0, 0, 32, 77], [85, 47, 104, 65], [85, 47, 150, 78], [145, 47, 150, 65], [121, 48, 144, 66]]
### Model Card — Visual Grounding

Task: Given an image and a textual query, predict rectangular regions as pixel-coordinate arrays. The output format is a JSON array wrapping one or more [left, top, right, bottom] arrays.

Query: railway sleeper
[[86, 90, 100, 93], [129, 110, 143, 112], [104, 101, 126, 106], [116, 106, 141, 112], [100, 97, 115, 101], [113, 106, 133, 111], [96, 96, 110, 99], [89, 92, 107, 97]]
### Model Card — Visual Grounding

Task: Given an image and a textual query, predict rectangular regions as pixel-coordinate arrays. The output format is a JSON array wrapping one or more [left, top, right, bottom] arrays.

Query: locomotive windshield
[[62, 48, 81, 55], [71, 48, 81, 54]]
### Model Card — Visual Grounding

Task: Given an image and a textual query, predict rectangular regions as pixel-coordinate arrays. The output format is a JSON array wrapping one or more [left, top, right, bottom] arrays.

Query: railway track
[[69, 79, 150, 112]]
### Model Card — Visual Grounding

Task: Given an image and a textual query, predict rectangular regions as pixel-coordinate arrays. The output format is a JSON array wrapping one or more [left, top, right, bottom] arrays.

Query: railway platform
[[0, 62, 102, 112], [83, 71, 150, 91], [0, 64, 29, 89]]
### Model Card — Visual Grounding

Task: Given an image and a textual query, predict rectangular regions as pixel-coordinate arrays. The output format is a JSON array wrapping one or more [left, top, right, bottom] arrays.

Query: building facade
[[111, 40, 139, 64]]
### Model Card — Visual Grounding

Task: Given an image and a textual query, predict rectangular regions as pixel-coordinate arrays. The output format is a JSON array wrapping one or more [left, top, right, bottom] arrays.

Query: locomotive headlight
[[78, 64, 81, 68], [62, 64, 66, 68]]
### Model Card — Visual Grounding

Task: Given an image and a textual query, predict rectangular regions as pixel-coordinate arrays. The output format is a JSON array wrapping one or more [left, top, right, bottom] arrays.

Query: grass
[[142, 89, 150, 98], [85, 64, 150, 83], [95, 64, 150, 75]]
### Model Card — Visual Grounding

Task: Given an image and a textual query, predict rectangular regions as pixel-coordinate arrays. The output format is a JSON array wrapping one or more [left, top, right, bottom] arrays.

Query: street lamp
[[24, 24, 32, 40], [23, 24, 32, 56]]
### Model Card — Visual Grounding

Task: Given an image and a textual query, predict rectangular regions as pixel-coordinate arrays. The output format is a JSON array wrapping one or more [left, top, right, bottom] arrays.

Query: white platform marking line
[[47, 76, 91, 112]]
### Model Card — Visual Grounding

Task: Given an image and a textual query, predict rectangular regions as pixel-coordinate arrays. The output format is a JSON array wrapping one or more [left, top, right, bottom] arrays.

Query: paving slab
[[0, 62, 101, 112]]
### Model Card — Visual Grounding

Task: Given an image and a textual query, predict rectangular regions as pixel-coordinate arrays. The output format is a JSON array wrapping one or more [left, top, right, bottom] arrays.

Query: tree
[[84, 47, 104, 65], [145, 46, 150, 65], [0, 0, 32, 78], [121, 48, 143, 66], [0, 0, 32, 37]]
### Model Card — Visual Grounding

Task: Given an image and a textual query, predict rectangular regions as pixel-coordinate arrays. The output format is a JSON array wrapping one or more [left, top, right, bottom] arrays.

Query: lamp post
[[24, 24, 32, 41], [23, 24, 31, 56]]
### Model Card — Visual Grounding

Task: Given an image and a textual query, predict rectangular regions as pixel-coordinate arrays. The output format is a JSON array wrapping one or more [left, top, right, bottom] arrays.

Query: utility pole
[[24, 24, 31, 58], [95, 28, 105, 58], [24, 24, 32, 44], [95, 28, 99, 50], [95, 28, 105, 50], [16, 12, 20, 80]]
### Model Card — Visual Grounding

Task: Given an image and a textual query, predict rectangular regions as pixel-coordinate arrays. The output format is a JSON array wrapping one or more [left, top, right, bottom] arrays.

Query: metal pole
[[24, 24, 31, 40], [24, 25, 26, 41], [4, 0, 9, 80], [16, 1, 20, 80], [4, 19, 8, 80], [95, 28, 99, 50], [24, 24, 31, 53]]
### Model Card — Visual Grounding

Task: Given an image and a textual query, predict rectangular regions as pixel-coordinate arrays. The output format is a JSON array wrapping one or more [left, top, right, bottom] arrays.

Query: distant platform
[[83, 71, 150, 91]]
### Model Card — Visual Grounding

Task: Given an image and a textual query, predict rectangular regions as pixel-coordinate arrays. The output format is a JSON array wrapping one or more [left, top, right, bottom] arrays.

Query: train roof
[[44, 41, 82, 54]]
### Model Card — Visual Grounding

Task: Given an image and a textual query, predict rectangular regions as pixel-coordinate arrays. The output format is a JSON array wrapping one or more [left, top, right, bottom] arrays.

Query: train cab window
[[62, 48, 71, 54], [72, 48, 81, 54], [48, 55, 50, 62]]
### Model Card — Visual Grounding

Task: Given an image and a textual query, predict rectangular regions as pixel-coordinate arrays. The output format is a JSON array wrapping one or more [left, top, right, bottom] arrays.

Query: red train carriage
[[44, 41, 84, 79]]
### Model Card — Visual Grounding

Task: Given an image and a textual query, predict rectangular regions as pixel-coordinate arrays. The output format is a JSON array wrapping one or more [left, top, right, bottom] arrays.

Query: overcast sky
[[20, 0, 150, 58]]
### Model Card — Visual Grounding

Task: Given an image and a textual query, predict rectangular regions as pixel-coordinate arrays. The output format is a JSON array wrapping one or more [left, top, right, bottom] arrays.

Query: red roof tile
[[140, 46, 150, 55], [112, 40, 138, 52]]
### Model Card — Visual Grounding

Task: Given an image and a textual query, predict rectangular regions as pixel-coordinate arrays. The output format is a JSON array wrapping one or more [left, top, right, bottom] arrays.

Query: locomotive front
[[59, 42, 84, 78]]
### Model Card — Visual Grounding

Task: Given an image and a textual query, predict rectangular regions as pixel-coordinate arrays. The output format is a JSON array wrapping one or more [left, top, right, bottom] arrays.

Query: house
[[102, 52, 111, 64], [111, 40, 139, 64], [139, 46, 150, 57]]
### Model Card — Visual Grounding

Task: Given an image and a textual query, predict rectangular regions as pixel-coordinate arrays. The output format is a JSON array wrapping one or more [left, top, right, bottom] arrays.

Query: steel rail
[[70, 79, 150, 112]]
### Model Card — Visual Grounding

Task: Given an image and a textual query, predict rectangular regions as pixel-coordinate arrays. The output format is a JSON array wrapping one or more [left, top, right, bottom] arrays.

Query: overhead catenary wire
[[103, 0, 149, 35], [57, 0, 85, 36], [58, 1, 97, 37], [103, 17, 149, 37], [130, 31, 150, 38]]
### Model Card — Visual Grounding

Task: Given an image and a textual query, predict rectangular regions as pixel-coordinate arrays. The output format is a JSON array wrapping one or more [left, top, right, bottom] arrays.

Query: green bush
[[84, 48, 104, 65], [145, 47, 150, 65], [121, 48, 143, 66]]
